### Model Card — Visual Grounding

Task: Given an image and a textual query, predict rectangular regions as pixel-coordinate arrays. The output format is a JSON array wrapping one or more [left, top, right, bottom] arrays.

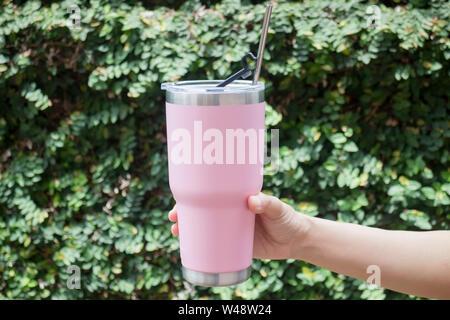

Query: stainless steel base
[[182, 267, 251, 287]]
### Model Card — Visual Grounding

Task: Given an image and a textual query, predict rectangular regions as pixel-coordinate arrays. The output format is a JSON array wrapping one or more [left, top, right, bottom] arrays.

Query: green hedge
[[0, 0, 449, 299]]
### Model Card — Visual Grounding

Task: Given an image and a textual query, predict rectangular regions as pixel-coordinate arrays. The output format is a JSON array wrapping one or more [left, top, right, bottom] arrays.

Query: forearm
[[292, 215, 450, 299]]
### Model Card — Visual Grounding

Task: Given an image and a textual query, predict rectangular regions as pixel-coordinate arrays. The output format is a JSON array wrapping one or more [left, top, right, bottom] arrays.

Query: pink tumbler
[[161, 80, 265, 286]]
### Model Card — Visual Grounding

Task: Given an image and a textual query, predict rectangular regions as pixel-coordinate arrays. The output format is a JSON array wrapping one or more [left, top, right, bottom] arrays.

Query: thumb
[[248, 193, 290, 220]]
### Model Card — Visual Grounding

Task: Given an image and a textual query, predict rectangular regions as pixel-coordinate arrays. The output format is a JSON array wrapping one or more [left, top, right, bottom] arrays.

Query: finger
[[171, 223, 179, 236], [248, 193, 290, 220], [168, 208, 178, 222]]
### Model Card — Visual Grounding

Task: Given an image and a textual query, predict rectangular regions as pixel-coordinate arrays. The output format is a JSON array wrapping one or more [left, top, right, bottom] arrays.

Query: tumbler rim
[[161, 80, 264, 106]]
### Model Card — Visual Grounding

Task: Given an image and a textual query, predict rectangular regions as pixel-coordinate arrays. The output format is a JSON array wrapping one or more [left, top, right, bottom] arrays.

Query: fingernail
[[252, 196, 263, 211]]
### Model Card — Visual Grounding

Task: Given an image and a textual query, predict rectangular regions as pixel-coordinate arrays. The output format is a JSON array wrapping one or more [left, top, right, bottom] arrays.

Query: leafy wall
[[0, 0, 449, 299]]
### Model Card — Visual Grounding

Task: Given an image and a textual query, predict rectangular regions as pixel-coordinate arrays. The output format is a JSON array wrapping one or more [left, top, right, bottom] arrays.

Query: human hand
[[168, 193, 310, 260]]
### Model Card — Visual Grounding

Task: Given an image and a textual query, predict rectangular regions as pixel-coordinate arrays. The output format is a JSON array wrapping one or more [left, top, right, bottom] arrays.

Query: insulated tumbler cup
[[161, 80, 265, 286]]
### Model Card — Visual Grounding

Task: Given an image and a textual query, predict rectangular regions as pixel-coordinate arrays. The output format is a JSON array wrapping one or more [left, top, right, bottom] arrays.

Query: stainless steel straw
[[252, 4, 273, 85]]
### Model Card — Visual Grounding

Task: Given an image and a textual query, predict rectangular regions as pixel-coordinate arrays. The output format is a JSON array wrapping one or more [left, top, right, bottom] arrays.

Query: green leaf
[[343, 141, 358, 152], [324, 161, 338, 171], [388, 185, 404, 196], [400, 210, 432, 230], [421, 187, 435, 200], [329, 133, 347, 144]]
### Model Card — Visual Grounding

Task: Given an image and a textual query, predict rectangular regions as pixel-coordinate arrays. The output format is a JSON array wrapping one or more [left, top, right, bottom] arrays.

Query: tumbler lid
[[161, 80, 264, 106]]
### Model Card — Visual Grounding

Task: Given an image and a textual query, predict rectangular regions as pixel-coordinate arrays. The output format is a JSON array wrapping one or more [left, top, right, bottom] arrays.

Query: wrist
[[289, 213, 316, 260]]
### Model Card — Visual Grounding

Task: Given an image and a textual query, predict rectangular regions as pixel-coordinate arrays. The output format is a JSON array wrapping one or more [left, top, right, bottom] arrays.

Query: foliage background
[[0, 0, 449, 299]]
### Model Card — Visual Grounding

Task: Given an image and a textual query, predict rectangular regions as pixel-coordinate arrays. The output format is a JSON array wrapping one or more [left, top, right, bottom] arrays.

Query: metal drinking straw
[[215, 3, 273, 88], [252, 4, 273, 85]]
